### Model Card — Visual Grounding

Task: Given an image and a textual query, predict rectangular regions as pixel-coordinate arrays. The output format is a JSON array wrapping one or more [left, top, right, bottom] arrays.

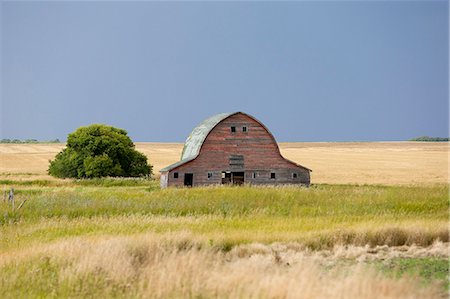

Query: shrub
[[48, 124, 152, 178]]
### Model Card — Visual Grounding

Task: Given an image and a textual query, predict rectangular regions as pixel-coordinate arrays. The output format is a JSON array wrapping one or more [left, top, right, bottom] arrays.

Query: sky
[[1, 1, 448, 142]]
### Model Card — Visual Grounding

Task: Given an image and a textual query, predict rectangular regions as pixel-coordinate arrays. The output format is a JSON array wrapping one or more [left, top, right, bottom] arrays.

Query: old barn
[[160, 112, 311, 188]]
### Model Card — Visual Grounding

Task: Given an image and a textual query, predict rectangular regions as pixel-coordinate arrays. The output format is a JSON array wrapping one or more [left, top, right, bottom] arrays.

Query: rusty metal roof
[[180, 112, 234, 160]]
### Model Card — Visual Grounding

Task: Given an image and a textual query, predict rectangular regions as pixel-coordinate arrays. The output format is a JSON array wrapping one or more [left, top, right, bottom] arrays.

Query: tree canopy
[[48, 124, 152, 178]]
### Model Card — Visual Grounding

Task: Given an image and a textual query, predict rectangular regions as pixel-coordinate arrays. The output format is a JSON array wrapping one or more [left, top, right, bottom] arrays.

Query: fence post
[[17, 198, 27, 211], [8, 188, 14, 210]]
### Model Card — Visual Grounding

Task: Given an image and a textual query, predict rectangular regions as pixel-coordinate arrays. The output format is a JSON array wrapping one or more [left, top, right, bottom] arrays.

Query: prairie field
[[0, 142, 448, 298], [0, 141, 448, 185]]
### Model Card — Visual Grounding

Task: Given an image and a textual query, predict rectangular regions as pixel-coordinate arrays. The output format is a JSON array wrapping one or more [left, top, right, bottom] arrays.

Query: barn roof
[[160, 157, 195, 172], [180, 112, 234, 160], [160, 112, 234, 172]]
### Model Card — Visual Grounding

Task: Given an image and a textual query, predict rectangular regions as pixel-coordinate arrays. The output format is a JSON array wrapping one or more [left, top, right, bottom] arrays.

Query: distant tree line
[[0, 138, 61, 144], [409, 136, 449, 142]]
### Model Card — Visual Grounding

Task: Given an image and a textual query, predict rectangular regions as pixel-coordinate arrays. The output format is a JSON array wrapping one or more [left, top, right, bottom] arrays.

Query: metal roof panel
[[180, 112, 234, 160], [159, 157, 195, 172]]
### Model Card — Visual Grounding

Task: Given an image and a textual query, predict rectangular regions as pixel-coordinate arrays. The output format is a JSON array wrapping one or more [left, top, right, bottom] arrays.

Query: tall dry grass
[[0, 233, 447, 299]]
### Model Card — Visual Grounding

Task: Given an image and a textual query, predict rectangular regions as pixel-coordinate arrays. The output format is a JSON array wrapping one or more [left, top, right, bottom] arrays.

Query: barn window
[[242, 126, 247, 132], [174, 172, 179, 179], [271, 172, 276, 179], [207, 172, 213, 179], [252, 172, 257, 179], [231, 126, 236, 133], [292, 173, 298, 179]]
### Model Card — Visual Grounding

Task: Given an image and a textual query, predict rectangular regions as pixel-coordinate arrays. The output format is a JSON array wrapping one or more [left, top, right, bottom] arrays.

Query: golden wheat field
[[0, 142, 447, 185]]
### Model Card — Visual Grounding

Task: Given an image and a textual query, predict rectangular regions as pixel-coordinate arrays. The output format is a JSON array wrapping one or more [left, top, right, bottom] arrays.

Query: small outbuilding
[[160, 112, 311, 188]]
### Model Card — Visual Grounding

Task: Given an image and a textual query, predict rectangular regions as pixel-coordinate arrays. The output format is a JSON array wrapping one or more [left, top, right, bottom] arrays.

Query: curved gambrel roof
[[160, 112, 311, 172], [180, 112, 234, 161]]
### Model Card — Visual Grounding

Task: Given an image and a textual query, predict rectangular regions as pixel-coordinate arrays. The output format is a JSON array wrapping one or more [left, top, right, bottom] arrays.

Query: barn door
[[231, 172, 245, 185], [184, 173, 193, 187], [221, 172, 244, 185], [221, 172, 231, 184]]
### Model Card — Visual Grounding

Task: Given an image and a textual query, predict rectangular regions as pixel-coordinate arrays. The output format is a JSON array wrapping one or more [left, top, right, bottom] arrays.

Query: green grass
[[2, 183, 448, 219], [0, 183, 448, 250], [0, 177, 157, 187], [0, 257, 138, 298], [374, 258, 449, 290]]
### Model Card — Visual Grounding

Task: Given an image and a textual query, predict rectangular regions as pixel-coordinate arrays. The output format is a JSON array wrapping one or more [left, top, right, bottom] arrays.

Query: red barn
[[160, 112, 311, 187]]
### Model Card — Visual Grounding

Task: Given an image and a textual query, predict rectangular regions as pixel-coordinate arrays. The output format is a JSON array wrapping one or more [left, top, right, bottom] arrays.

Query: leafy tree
[[48, 124, 152, 178]]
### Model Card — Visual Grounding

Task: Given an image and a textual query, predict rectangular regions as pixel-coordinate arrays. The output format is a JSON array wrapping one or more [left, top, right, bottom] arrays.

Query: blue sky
[[1, 1, 448, 142]]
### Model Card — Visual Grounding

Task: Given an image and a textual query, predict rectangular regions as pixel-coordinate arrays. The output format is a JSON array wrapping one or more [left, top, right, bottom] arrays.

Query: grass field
[[0, 142, 448, 298], [1, 182, 448, 298]]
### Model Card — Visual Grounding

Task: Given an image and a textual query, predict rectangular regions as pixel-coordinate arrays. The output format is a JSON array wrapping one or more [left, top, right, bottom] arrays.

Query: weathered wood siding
[[166, 113, 310, 187], [160, 172, 168, 188]]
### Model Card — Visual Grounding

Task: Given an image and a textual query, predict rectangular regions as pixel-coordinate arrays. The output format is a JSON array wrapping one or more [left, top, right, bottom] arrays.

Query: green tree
[[48, 124, 152, 178]]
